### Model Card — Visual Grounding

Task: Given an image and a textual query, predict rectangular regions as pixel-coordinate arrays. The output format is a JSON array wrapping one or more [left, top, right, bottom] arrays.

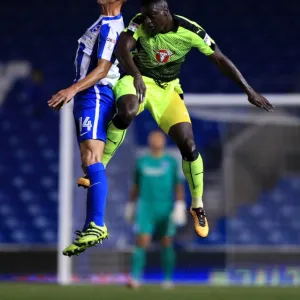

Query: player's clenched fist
[[48, 85, 77, 111]]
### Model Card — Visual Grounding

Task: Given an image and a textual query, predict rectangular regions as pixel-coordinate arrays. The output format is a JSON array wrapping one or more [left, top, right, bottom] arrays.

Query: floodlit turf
[[0, 284, 300, 300]]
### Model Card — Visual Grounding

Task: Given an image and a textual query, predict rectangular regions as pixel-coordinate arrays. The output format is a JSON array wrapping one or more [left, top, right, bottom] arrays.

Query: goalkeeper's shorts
[[73, 84, 115, 144], [134, 212, 176, 237], [113, 75, 191, 134]]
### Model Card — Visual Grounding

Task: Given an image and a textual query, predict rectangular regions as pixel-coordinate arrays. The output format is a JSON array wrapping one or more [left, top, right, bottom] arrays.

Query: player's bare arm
[[115, 32, 146, 103], [208, 45, 274, 112], [175, 183, 184, 202], [48, 58, 112, 110], [130, 184, 139, 202], [125, 184, 139, 223]]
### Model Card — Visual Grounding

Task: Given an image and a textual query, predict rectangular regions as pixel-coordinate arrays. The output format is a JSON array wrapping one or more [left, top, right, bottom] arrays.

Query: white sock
[[192, 197, 203, 208]]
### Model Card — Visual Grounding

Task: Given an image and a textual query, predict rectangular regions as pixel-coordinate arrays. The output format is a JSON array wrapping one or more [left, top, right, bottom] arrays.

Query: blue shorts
[[73, 85, 115, 143]]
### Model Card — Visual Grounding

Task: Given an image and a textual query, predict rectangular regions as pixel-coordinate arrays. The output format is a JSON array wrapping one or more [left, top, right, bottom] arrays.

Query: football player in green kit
[[78, 0, 274, 239]]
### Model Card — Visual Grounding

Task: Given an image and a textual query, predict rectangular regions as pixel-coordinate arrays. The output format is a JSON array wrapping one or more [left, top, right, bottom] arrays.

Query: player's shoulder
[[136, 154, 149, 165], [174, 15, 206, 38], [164, 154, 178, 165]]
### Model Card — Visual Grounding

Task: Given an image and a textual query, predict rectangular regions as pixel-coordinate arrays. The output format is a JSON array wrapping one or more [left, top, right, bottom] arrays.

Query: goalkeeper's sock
[[182, 152, 204, 208], [131, 247, 146, 281], [83, 162, 107, 229], [161, 246, 175, 281], [102, 117, 127, 167]]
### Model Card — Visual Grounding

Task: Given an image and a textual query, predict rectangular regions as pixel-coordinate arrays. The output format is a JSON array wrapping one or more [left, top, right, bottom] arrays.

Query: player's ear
[[163, 8, 168, 16]]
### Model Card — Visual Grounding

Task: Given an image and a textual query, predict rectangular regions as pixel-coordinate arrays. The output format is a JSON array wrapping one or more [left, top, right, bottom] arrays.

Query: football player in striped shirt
[[48, 0, 126, 257]]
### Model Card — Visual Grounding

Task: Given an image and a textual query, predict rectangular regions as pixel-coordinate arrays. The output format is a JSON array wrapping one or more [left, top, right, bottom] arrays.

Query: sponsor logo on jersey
[[106, 37, 116, 44], [90, 25, 101, 33], [153, 49, 174, 63]]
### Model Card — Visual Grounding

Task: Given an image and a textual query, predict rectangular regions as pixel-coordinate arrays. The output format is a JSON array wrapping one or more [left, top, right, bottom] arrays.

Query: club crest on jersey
[[153, 49, 174, 63]]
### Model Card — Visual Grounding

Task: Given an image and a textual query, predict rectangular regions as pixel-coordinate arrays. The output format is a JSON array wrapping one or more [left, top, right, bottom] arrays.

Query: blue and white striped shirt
[[74, 14, 124, 88]]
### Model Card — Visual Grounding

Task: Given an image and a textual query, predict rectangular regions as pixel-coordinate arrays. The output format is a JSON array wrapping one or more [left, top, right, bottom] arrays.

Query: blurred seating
[[196, 175, 300, 246], [0, 78, 58, 244]]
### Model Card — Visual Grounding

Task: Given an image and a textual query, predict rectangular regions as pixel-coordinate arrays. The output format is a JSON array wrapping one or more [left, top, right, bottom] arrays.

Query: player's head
[[141, 0, 171, 36], [148, 130, 166, 154], [97, 0, 127, 5]]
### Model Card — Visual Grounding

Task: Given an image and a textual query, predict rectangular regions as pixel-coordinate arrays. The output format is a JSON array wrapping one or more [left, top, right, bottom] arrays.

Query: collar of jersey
[[100, 13, 122, 21], [154, 14, 179, 35], [171, 14, 180, 32]]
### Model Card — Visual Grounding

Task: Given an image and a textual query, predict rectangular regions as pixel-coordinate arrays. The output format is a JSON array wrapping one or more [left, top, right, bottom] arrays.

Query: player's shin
[[78, 162, 109, 247], [161, 246, 175, 282], [102, 118, 127, 167], [131, 246, 146, 284], [182, 152, 204, 208], [182, 152, 209, 237], [84, 162, 108, 228]]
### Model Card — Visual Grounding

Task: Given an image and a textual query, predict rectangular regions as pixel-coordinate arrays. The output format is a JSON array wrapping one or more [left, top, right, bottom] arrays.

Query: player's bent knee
[[118, 109, 137, 125], [161, 237, 173, 247], [136, 235, 151, 248], [180, 137, 197, 161], [117, 95, 139, 124]]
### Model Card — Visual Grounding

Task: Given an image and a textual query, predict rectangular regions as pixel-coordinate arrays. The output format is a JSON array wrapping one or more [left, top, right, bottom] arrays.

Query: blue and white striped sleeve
[[98, 24, 118, 62]]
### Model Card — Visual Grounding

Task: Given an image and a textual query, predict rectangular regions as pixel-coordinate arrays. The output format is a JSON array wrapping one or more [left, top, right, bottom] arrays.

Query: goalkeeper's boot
[[190, 207, 209, 237], [62, 230, 88, 257], [77, 222, 109, 247], [77, 174, 90, 189], [127, 279, 141, 289]]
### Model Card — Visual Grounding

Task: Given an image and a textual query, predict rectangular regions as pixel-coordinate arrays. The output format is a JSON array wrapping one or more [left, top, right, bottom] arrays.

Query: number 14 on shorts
[[79, 116, 92, 136]]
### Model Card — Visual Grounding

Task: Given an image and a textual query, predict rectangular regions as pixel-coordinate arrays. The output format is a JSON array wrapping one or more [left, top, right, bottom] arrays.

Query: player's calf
[[168, 123, 209, 237]]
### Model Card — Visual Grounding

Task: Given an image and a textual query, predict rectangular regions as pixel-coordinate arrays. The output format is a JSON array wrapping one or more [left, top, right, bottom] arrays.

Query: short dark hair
[[141, 0, 168, 8]]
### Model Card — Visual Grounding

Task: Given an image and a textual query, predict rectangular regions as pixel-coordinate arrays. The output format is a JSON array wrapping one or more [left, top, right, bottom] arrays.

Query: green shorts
[[134, 211, 176, 238], [113, 75, 191, 134]]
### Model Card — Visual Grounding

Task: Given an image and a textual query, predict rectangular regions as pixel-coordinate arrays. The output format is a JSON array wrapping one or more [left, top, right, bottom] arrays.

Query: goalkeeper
[[125, 130, 186, 289]]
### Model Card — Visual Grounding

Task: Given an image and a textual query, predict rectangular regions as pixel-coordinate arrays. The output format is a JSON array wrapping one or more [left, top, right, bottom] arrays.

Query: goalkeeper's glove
[[125, 202, 136, 223], [172, 200, 187, 226]]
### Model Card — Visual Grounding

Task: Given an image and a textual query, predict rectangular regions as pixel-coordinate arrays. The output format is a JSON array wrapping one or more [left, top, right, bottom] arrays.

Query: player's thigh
[[114, 75, 145, 117], [155, 217, 176, 240], [158, 92, 192, 134], [73, 86, 115, 165], [134, 210, 155, 239]]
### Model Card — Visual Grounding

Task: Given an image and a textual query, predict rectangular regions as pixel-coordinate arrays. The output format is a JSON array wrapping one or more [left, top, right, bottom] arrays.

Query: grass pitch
[[0, 283, 299, 300]]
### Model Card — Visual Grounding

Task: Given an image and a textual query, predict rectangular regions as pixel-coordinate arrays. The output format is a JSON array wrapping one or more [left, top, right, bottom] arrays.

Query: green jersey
[[126, 14, 216, 84], [135, 154, 181, 215]]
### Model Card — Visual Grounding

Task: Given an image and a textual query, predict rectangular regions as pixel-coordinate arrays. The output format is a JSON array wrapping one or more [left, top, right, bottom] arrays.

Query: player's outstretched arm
[[115, 32, 146, 103], [208, 45, 274, 112], [48, 59, 112, 110]]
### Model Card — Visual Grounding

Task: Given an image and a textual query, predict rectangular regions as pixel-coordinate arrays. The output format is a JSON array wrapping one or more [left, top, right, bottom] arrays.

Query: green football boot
[[77, 222, 109, 247], [62, 230, 89, 257]]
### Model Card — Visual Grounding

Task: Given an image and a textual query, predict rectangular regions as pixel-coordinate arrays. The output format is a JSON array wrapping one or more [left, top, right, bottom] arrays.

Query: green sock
[[182, 154, 204, 208], [131, 247, 146, 281], [161, 246, 175, 281], [102, 122, 127, 167]]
